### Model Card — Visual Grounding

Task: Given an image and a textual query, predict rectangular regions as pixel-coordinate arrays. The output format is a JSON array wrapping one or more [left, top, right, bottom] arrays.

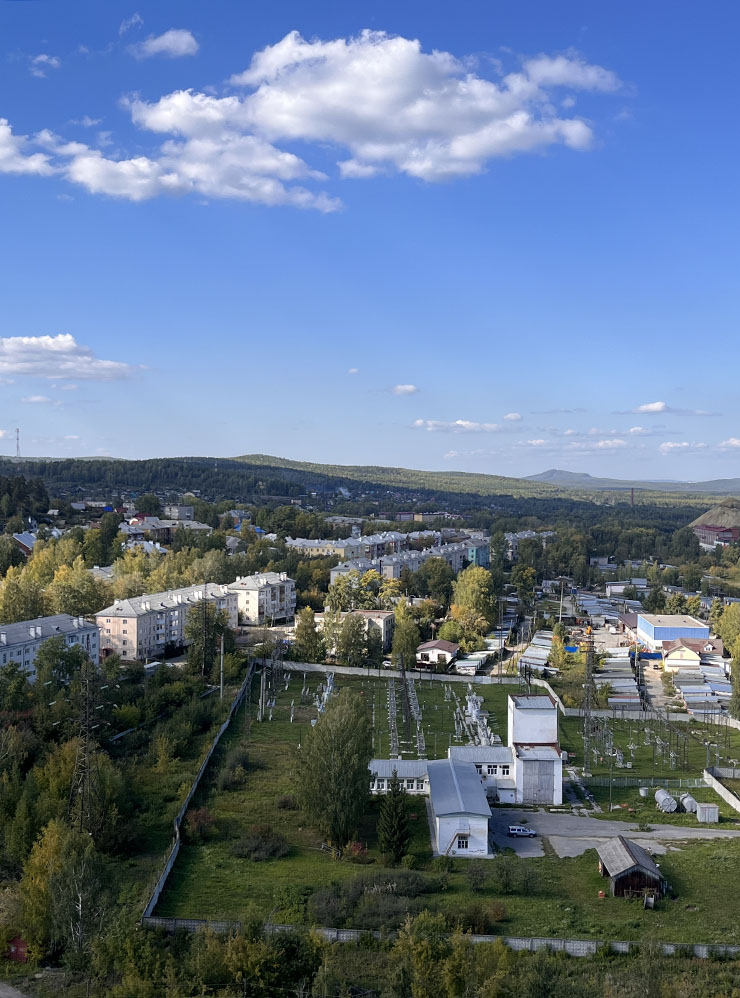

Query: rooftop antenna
[[15, 428, 20, 459]]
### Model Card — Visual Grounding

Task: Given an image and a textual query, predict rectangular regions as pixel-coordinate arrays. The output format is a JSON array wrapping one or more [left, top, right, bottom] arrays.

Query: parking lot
[[489, 805, 740, 858]]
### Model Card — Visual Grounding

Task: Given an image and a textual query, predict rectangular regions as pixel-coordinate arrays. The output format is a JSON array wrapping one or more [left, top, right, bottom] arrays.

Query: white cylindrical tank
[[655, 788, 678, 812], [679, 792, 697, 813], [639, 787, 650, 798]]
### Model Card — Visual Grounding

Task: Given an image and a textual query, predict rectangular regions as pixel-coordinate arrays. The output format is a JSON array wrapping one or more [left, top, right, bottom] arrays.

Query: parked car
[[508, 825, 537, 838]]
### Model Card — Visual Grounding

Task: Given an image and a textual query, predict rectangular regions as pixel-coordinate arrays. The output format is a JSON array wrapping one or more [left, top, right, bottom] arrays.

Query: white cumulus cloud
[[0, 120, 53, 175], [658, 441, 707, 455], [504, 412, 522, 421], [0, 31, 622, 211], [635, 401, 667, 414], [129, 29, 199, 59], [719, 438, 740, 449], [0, 334, 136, 380], [393, 384, 418, 395]]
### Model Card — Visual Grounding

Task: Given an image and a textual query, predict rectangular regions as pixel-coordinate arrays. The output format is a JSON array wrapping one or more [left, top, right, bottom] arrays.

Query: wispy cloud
[[719, 438, 740, 450], [393, 384, 418, 396], [347, 367, 359, 375], [29, 54, 61, 79], [658, 441, 707, 455], [414, 418, 501, 433], [504, 412, 522, 422], [22, 395, 57, 405], [119, 12, 144, 36], [619, 400, 717, 416], [69, 115, 102, 128], [129, 29, 199, 59]]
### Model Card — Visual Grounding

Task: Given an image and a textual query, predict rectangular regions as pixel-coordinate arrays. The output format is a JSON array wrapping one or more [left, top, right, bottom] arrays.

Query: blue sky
[[1, 1, 738, 480]]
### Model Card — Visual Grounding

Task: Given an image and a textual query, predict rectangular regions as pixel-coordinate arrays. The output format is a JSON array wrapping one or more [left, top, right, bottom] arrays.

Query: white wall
[[508, 699, 559, 745], [435, 814, 489, 856]]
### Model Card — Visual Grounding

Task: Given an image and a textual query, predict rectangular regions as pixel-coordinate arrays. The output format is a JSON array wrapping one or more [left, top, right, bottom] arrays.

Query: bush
[[432, 855, 453, 873], [344, 841, 372, 864], [467, 860, 487, 892], [276, 794, 298, 810], [232, 825, 289, 861], [184, 807, 216, 843], [401, 854, 418, 870]]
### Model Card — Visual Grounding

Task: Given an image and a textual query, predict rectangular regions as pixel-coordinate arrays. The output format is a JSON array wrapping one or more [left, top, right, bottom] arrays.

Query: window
[[122, 619, 127, 624], [487, 765, 497, 775], [457, 837, 469, 850], [369, 780, 375, 790], [406, 779, 414, 790], [416, 780, 424, 790], [122, 630, 127, 635], [106, 629, 110, 635], [377, 780, 385, 790], [501, 765, 510, 777], [475, 765, 482, 774], [122, 640, 127, 646]]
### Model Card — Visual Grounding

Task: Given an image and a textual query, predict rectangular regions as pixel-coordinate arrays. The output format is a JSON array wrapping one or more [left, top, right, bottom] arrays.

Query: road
[[489, 806, 740, 858], [0, 982, 27, 998]]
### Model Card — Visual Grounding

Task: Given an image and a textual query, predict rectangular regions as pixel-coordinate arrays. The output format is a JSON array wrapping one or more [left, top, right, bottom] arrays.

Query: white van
[[508, 825, 537, 838]]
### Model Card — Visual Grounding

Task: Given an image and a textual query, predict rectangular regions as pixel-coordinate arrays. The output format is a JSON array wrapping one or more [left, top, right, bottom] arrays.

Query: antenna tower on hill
[[15, 428, 20, 459]]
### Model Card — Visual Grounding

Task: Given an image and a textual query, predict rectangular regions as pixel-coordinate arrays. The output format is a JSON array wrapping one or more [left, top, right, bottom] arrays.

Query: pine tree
[[377, 769, 410, 863]]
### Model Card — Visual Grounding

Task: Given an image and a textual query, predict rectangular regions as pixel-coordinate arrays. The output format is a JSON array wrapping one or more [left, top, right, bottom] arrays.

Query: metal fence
[[585, 776, 708, 789], [141, 664, 254, 920]]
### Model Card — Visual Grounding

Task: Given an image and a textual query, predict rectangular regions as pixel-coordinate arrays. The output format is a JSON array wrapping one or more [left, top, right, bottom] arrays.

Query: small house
[[596, 835, 665, 897], [416, 639, 459, 668]]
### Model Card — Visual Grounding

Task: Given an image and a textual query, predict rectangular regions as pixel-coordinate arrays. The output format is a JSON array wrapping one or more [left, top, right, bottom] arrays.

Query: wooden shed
[[596, 835, 665, 898]]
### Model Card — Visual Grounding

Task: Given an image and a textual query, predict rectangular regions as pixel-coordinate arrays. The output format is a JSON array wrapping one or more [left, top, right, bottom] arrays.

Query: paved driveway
[[0, 982, 27, 998], [490, 807, 740, 858]]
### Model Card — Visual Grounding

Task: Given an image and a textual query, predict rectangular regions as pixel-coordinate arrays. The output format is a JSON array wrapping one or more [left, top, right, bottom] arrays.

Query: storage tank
[[639, 787, 650, 798], [655, 788, 678, 812], [679, 792, 697, 813]]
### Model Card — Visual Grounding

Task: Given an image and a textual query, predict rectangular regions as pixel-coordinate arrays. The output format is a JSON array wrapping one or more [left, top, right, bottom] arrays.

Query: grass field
[[154, 672, 740, 944]]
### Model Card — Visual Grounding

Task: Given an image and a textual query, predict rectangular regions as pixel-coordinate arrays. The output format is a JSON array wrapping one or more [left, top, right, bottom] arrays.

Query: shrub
[[276, 794, 298, 810], [401, 854, 418, 870], [453, 900, 502, 934], [432, 855, 453, 873], [467, 860, 487, 892], [344, 841, 372, 864], [232, 825, 289, 862], [184, 807, 216, 844]]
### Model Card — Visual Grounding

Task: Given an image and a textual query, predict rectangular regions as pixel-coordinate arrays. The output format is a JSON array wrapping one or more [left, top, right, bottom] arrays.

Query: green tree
[[185, 601, 233, 679], [686, 594, 702, 617], [294, 690, 372, 851], [135, 493, 162, 516], [510, 565, 536, 610], [719, 604, 740, 649], [336, 613, 367, 668], [709, 598, 725, 631], [665, 592, 688, 615], [0, 566, 46, 624], [643, 586, 666, 613], [46, 557, 110, 616], [452, 566, 498, 628], [393, 912, 452, 998], [377, 770, 410, 863], [365, 625, 384, 668], [292, 607, 326, 663], [392, 611, 421, 669]]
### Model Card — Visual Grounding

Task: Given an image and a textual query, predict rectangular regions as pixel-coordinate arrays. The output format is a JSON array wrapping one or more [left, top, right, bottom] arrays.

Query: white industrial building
[[226, 572, 296, 625], [427, 758, 492, 856], [0, 614, 99, 678], [369, 692, 563, 856]]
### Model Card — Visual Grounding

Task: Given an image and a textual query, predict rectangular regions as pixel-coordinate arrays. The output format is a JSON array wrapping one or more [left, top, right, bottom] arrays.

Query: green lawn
[[154, 673, 740, 944]]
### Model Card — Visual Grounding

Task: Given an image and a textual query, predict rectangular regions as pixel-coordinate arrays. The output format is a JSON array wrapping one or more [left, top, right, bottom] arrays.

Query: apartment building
[[0, 614, 99, 678], [226, 572, 296, 625], [96, 583, 238, 661], [314, 609, 396, 653], [328, 538, 490, 583], [163, 504, 194, 520]]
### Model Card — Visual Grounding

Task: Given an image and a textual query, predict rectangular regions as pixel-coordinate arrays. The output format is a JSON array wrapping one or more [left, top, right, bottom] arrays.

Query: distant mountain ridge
[[526, 469, 740, 494]]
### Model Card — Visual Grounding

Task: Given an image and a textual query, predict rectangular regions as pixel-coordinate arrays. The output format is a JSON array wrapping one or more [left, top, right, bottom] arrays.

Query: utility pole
[[220, 633, 224, 700], [582, 627, 596, 778]]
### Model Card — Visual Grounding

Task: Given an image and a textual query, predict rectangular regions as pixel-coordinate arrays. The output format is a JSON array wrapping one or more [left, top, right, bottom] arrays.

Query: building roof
[[510, 694, 556, 710], [427, 759, 491, 817], [596, 835, 662, 881], [638, 614, 707, 628], [447, 746, 511, 763], [227, 572, 293, 592], [0, 613, 97, 646], [417, 639, 459, 654], [514, 745, 562, 761], [96, 582, 233, 618], [369, 759, 428, 779], [662, 637, 723, 655]]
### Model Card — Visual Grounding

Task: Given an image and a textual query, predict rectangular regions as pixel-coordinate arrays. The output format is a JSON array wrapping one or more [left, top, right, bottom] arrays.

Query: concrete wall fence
[[141, 917, 740, 960], [704, 767, 740, 814]]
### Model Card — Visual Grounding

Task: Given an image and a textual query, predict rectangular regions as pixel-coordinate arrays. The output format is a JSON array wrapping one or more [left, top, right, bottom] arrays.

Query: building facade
[[96, 584, 238, 661], [0, 614, 99, 678], [635, 613, 710, 651], [227, 572, 296, 625]]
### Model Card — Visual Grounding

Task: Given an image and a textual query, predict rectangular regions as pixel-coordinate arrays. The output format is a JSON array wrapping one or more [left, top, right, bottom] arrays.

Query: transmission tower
[[582, 627, 596, 778], [15, 428, 20, 459], [68, 661, 102, 837]]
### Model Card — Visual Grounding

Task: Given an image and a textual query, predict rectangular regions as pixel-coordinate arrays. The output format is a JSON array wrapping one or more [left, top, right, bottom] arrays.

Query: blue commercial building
[[636, 614, 710, 650]]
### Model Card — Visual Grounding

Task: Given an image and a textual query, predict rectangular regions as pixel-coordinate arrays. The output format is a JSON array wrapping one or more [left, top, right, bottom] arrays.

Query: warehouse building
[[635, 613, 710, 651]]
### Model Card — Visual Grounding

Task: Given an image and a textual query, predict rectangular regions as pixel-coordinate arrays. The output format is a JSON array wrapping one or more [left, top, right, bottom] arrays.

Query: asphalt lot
[[489, 806, 740, 858]]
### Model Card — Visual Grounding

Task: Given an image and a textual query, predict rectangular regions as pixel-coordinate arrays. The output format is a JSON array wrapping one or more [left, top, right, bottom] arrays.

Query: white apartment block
[[0, 614, 99, 679], [96, 583, 238, 661], [163, 505, 194, 520], [329, 538, 489, 583], [226, 572, 296, 625], [315, 608, 396, 653]]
